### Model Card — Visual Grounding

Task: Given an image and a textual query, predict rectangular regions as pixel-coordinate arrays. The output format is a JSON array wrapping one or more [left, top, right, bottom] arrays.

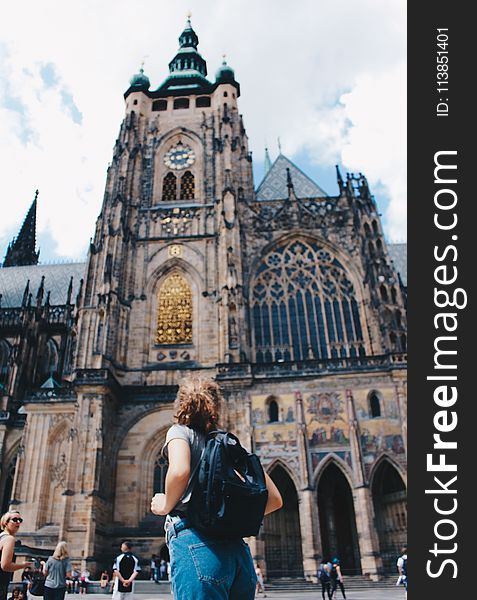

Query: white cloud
[[0, 0, 406, 260]]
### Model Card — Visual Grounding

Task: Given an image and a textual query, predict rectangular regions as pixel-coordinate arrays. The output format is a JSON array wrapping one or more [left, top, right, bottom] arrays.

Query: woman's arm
[[264, 473, 283, 515], [151, 438, 191, 516], [0, 537, 32, 572]]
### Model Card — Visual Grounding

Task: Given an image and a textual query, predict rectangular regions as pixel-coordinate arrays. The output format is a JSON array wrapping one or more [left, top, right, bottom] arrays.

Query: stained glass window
[[251, 239, 365, 362], [156, 273, 192, 344]]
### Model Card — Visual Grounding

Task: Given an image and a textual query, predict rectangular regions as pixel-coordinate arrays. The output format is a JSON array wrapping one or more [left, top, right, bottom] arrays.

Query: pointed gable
[[256, 154, 327, 201]]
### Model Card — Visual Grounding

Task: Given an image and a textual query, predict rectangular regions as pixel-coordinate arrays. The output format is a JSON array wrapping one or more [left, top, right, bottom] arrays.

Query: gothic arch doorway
[[371, 460, 407, 572], [263, 465, 303, 577], [317, 462, 361, 574]]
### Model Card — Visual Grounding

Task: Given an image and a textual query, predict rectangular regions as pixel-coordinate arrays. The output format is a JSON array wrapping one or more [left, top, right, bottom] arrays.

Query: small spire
[[277, 137, 282, 155], [336, 165, 344, 194], [22, 280, 30, 307], [66, 276, 73, 304], [286, 167, 295, 196], [36, 275, 45, 307], [3, 190, 40, 267], [264, 147, 272, 175]]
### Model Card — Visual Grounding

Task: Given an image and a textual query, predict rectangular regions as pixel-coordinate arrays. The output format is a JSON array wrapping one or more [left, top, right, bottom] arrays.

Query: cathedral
[[0, 19, 407, 580]]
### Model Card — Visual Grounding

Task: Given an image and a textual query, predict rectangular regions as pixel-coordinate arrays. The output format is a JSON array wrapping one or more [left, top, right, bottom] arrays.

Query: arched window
[[180, 171, 195, 200], [0, 340, 11, 387], [368, 241, 375, 257], [372, 220, 379, 235], [37, 338, 59, 383], [251, 239, 365, 362], [153, 454, 168, 494], [369, 392, 382, 418], [156, 273, 193, 344], [400, 334, 407, 352], [162, 172, 177, 201], [380, 285, 389, 302], [364, 223, 371, 238], [268, 399, 279, 423], [395, 310, 402, 328], [391, 287, 397, 304], [376, 239, 383, 253]]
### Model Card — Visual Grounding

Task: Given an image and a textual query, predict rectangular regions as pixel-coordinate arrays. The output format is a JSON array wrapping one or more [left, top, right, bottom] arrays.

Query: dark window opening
[[174, 98, 190, 110], [370, 393, 381, 418], [196, 96, 211, 108], [380, 285, 388, 302], [162, 172, 177, 201], [152, 99, 168, 111], [133, 99, 138, 105], [180, 171, 195, 200], [223, 91, 228, 97], [269, 399, 279, 423]]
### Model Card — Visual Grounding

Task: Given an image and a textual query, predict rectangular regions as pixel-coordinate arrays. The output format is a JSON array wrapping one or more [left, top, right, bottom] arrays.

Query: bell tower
[[76, 17, 254, 380]]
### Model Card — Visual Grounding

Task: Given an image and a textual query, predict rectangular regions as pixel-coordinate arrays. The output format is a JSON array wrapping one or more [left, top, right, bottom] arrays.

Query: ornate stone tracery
[[251, 239, 365, 362]]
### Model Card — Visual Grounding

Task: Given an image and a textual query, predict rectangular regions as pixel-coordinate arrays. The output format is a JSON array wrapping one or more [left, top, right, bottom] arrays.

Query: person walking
[[151, 376, 283, 600], [330, 558, 346, 600], [397, 546, 407, 598], [254, 563, 267, 597], [43, 541, 73, 600], [112, 542, 140, 600], [0, 511, 32, 600], [317, 561, 332, 600]]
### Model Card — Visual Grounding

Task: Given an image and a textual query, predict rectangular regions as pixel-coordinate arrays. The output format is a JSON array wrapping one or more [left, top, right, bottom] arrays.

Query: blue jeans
[[166, 520, 257, 599]]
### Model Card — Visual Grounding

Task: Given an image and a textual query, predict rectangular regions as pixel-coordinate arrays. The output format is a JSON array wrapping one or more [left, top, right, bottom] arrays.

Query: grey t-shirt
[[162, 424, 205, 514], [45, 557, 72, 589]]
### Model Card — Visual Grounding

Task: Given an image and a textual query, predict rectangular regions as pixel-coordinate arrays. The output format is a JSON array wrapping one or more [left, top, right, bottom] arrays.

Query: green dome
[[215, 60, 236, 83], [129, 68, 150, 89]]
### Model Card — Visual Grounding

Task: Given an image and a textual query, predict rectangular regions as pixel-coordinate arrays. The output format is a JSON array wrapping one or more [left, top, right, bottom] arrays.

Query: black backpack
[[187, 431, 269, 539]]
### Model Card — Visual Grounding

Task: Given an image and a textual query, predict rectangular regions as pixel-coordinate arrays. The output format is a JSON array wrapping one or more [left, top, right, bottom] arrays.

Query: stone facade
[[0, 19, 406, 580]]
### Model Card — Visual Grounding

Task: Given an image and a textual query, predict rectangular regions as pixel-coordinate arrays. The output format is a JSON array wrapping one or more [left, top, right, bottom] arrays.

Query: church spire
[[168, 16, 207, 78], [3, 190, 40, 268], [264, 147, 272, 175]]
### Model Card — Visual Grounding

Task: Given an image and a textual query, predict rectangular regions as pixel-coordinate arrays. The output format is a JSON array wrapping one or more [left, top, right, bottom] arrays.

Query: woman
[[151, 376, 283, 600], [255, 563, 267, 597], [0, 511, 32, 600], [43, 542, 72, 600], [99, 570, 109, 592], [330, 558, 346, 600]]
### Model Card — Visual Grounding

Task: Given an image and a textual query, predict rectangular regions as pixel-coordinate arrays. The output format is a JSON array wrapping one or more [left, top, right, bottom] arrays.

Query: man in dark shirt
[[112, 542, 141, 600]]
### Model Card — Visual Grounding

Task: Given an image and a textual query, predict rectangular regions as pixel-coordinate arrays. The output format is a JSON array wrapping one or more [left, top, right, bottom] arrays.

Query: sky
[[0, 0, 406, 263]]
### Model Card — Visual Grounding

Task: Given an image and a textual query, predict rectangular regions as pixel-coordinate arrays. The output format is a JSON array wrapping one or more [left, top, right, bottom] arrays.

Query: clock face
[[164, 144, 195, 170]]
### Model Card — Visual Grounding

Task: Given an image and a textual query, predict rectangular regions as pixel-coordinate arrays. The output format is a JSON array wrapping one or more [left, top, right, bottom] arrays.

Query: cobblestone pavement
[[83, 589, 405, 600]]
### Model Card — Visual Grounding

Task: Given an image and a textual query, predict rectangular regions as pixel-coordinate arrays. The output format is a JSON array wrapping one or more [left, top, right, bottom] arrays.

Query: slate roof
[[388, 243, 407, 286], [0, 262, 86, 308], [256, 154, 328, 201]]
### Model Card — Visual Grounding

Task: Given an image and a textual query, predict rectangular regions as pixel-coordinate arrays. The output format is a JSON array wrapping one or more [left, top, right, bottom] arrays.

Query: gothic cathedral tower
[[76, 18, 250, 376]]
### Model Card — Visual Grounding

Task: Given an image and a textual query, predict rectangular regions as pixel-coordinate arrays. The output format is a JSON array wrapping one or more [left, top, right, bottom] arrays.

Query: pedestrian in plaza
[[158, 559, 166, 582], [112, 542, 140, 600], [0, 511, 33, 600], [254, 563, 267, 597], [330, 558, 346, 599], [317, 561, 332, 600], [396, 546, 407, 598], [148, 556, 157, 582], [70, 569, 80, 594], [7, 587, 21, 600], [151, 376, 283, 600], [78, 570, 89, 595], [43, 541, 73, 600], [99, 571, 109, 593]]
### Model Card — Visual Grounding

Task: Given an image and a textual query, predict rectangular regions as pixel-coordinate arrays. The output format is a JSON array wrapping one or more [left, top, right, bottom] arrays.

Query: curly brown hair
[[174, 376, 222, 434]]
